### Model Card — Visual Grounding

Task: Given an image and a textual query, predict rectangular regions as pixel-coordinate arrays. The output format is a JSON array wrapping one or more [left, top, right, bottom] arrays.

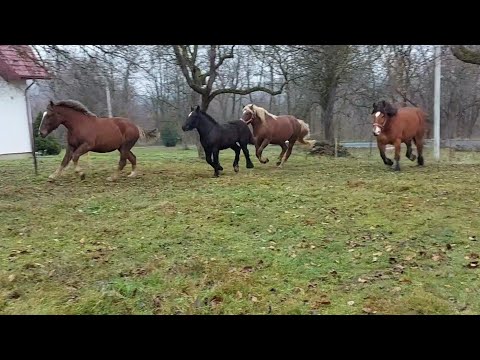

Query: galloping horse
[[240, 104, 315, 167], [39, 100, 158, 181], [371, 100, 427, 171], [182, 105, 255, 177]]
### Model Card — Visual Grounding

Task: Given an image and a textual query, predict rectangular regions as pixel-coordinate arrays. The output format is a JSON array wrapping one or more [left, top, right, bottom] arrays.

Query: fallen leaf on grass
[[432, 254, 442, 262], [210, 295, 223, 306], [347, 301, 355, 306], [358, 278, 368, 283], [241, 266, 253, 273], [466, 261, 479, 269]]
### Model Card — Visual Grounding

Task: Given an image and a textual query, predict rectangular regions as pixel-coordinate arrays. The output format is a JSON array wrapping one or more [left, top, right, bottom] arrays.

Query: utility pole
[[105, 80, 113, 117], [434, 45, 441, 161]]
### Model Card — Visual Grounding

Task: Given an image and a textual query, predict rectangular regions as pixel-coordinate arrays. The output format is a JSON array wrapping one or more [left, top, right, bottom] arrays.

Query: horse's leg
[[377, 142, 393, 166], [256, 138, 270, 164], [48, 145, 73, 181], [121, 141, 137, 178], [276, 142, 288, 166], [278, 139, 296, 168], [71, 143, 91, 180], [405, 140, 417, 161], [107, 148, 128, 181], [231, 145, 241, 172], [204, 148, 217, 176], [241, 143, 254, 169], [126, 150, 137, 177], [212, 148, 221, 177], [393, 138, 401, 171], [415, 137, 425, 166]]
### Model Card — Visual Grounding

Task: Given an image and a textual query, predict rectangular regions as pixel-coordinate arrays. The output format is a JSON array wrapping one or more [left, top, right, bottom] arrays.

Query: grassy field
[[1, 145, 479, 315]]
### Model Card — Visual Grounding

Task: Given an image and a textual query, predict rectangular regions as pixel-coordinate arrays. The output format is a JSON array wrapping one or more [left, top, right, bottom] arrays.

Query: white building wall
[[0, 76, 32, 155]]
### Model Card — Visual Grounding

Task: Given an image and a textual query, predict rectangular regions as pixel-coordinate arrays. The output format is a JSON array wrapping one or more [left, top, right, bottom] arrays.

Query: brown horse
[[240, 104, 315, 167], [39, 100, 158, 181], [371, 100, 427, 171]]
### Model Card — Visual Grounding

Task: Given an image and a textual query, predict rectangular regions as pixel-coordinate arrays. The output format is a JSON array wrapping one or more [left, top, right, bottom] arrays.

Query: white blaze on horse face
[[188, 111, 193, 117], [39, 111, 47, 134], [375, 111, 381, 118], [373, 125, 381, 136]]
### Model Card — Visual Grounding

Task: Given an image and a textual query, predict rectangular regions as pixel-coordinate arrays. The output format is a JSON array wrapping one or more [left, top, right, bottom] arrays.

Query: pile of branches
[[308, 141, 351, 157]]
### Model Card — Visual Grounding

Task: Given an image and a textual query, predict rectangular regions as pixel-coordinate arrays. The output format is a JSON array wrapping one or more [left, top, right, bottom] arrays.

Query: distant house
[[0, 45, 51, 158]]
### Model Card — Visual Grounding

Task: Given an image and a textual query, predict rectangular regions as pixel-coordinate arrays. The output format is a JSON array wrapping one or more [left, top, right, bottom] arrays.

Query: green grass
[[1, 145, 479, 314]]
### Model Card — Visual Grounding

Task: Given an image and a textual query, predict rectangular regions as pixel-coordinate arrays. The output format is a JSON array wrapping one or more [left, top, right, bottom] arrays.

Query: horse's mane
[[200, 110, 219, 125], [373, 100, 398, 117], [55, 100, 97, 117], [245, 104, 277, 125]]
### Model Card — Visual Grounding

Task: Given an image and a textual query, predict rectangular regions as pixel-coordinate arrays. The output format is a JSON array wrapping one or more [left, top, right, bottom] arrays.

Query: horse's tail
[[417, 109, 430, 138], [297, 119, 316, 148], [137, 126, 160, 143]]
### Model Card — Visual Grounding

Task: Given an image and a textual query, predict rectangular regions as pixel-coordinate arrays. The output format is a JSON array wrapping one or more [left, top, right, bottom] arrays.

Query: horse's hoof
[[246, 163, 254, 169], [218, 166, 224, 171], [127, 172, 137, 178], [47, 177, 56, 182], [410, 155, 417, 161], [276, 161, 282, 166], [234, 165, 239, 173], [392, 165, 401, 171]]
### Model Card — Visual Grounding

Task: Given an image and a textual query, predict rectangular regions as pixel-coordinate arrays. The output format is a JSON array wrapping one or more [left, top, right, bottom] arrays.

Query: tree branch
[[208, 82, 288, 102], [172, 45, 205, 94]]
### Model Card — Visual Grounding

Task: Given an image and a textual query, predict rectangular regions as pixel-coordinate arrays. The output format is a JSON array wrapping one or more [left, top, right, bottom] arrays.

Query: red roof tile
[[0, 45, 51, 81]]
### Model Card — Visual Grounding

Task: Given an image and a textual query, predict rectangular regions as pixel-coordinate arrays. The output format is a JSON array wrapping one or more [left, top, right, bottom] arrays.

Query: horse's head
[[240, 104, 256, 124], [39, 101, 63, 138], [371, 100, 397, 136], [182, 105, 201, 131]]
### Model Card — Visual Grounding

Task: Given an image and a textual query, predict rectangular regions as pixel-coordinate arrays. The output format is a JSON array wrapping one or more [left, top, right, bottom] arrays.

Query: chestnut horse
[[240, 104, 315, 167], [371, 100, 427, 171], [39, 100, 158, 181]]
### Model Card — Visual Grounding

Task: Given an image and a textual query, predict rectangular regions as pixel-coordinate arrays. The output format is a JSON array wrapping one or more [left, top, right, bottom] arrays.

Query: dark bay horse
[[240, 104, 315, 167], [182, 105, 255, 177], [39, 100, 158, 181], [371, 100, 427, 171]]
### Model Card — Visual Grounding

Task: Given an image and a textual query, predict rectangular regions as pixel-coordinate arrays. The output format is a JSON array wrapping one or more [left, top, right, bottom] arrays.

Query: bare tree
[[172, 45, 289, 158]]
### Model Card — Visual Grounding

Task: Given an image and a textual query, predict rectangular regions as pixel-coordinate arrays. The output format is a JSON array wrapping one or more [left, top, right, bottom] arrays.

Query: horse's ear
[[48, 100, 54, 108], [190, 106, 194, 112], [195, 105, 200, 112], [381, 100, 386, 107]]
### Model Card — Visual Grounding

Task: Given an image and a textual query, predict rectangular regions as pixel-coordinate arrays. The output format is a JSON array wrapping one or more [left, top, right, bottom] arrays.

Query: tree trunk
[[191, 90, 205, 159], [321, 77, 338, 143]]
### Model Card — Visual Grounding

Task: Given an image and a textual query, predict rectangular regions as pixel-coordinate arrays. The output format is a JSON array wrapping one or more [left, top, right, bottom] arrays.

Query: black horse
[[182, 106, 255, 177]]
